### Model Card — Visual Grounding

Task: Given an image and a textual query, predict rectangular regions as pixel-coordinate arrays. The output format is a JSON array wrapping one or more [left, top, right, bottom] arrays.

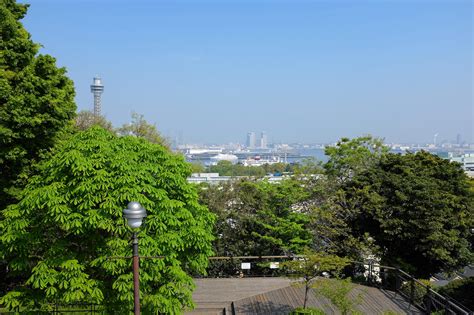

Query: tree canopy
[[199, 178, 312, 257], [342, 151, 474, 277], [75, 110, 113, 132], [0, 127, 215, 313], [282, 250, 349, 309], [0, 0, 76, 206], [324, 136, 388, 183], [117, 112, 169, 147]]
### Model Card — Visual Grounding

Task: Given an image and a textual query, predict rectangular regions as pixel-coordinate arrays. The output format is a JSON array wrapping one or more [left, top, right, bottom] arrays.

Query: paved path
[[186, 277, 423, 315]]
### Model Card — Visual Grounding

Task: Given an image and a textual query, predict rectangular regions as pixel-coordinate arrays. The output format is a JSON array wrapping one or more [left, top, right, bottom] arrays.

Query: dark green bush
[[436, 277, 474, 310], [399, 279, 430, 305], [290, 307, 326, 315]]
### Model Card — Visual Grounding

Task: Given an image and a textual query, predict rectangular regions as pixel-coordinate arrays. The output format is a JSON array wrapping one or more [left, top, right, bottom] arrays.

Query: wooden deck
[[186, 277, 423, 315]]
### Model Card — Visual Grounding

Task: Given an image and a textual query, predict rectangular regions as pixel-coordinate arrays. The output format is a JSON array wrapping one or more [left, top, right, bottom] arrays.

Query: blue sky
[[21, 0, 472, 144]]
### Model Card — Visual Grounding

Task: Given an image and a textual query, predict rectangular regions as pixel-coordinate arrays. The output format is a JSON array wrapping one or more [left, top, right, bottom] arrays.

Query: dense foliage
[[290, 307, 326, 315], [342, 151, 473, 277], [117, 112, 169, 147], [0, 128, 215, 313], [205, 160, 293, 177], [314, 278, 362, 315], [282, 250, 349, 309], [199, 136, 473, 280], [437, 277, 474, 310], [436, 277, 474, 309], [324, 136, 388, 183], [75, 110, 113, 132], [2, 0, 470, 310], [0, 0, 76, 206], [199, 179, 312, 257]]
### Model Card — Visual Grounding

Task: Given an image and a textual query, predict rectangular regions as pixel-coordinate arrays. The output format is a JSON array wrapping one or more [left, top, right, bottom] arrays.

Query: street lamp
[[123, 202, 147, 315]]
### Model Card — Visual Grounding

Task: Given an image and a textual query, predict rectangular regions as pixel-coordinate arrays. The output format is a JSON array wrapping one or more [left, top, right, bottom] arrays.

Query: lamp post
[[123, 202, 147, 315]]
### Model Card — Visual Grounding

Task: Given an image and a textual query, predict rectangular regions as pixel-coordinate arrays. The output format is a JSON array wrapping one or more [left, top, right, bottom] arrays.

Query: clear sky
[[21, 0, 473, 144]]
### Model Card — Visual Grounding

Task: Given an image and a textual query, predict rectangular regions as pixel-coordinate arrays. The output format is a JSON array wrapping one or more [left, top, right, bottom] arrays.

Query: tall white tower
[[260, 131, 268, 149], [246, 132, 256, 149], [90, 76, 104, 116]]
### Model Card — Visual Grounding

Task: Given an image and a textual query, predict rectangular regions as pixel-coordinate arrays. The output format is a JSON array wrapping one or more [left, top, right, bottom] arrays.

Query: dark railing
[[196, 256, 473, 315], [362, 260, 473, 315], [2, 257, 471, 314]]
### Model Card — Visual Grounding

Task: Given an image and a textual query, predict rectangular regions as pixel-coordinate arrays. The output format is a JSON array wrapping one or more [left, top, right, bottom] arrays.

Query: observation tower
[[90, 76, 104, 116]]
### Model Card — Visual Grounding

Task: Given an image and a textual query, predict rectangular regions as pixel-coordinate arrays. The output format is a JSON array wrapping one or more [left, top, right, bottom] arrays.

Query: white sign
[[270, 262, 280, 269], [241, 262, 251, 270]]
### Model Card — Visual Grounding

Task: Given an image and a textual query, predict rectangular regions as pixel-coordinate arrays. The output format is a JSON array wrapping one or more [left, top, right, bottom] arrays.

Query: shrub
[[399, 279, 430, 305], [436, 277, 474, 310], [290, 307, 326, 315]]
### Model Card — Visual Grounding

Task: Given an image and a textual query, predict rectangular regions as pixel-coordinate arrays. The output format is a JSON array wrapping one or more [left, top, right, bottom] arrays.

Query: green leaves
[[0, 127, 215, 312], [199, 178, 313, 258], [0, 0, 76, 207], [343, 150, 474, 277], [324, 136, 388, 183]]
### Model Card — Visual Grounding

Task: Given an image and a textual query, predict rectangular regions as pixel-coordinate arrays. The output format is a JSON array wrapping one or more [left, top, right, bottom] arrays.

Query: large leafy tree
[[0, 128, 215, 313], [282, 250, 349, 309], [117, 112, 169, 147], [74, 110, 113, 132], [324, 136, 388, 184], [199, 178, 312, 258], [303, 176, 370, 259], [0, 0, 76, 206], [344, 151, 473, 278]]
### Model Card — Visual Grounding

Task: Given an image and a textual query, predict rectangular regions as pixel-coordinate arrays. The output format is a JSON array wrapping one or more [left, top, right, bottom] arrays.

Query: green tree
[[251, 179, 312, 254], [198, 178, 313, 258], [314, 278, 363, 315], [436, 277, 474, 309], [117, 112, 168, 147], [293, 157, 324, 175], [0, 0, 76, 206], [282, 250, 349, 309], [324, 136, 388, 183], [74, 110, 113, 132], [189, 162, 205, 173], [208, 160, 267, 177], [262, 162, 293, 175], [344, 151, 474, 277], [0, 127, 215, 313], [291, 174, 368, 260]]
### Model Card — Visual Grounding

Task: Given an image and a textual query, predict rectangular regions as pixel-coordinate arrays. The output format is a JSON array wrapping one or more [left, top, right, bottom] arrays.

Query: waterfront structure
[[246, 132, 256, 149], [260, 131, 268, 149], [449, 153, 474, 172], [90, 76, 104, 116], [210, 153, 239, 164], [242, 155, 281, 166], [187, 173, 284, 184]]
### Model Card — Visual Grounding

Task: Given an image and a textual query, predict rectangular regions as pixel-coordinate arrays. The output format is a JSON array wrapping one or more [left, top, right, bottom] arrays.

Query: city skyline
[[178, 130, 472, 147], [22, 0, 473, 144]]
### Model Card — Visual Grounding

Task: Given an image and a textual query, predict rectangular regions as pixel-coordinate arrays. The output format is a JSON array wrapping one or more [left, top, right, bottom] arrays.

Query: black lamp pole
[[132, 232, 140, 315], [123, 202, 147, 315]]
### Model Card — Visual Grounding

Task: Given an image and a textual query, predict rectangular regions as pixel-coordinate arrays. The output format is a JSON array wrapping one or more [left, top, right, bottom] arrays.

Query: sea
[[186, 148, 473, 166]]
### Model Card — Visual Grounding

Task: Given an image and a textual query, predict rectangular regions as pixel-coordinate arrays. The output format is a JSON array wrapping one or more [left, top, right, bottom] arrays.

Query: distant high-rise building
[[90, 76, 104, 116], [456, 133, 462, 145], [260, 131, 268, 149], [247, 132, 256, 149]]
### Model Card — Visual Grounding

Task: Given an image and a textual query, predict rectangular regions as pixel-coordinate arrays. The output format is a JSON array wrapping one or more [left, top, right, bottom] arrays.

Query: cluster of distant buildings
[[85, 76, 474, 180], [246, 131, 268, 149]]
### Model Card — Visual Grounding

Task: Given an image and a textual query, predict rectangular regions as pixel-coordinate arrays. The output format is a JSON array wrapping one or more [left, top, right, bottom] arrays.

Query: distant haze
[[23, 0, 473, 144]]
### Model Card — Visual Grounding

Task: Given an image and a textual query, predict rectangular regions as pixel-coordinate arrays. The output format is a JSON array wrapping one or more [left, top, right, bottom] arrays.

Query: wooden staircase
[[185, 302, 231, 315]]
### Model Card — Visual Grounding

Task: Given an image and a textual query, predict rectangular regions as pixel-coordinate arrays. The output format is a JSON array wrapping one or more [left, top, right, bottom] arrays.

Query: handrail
[[363, 263, 472, 314], [203, 255, 473, 314]]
